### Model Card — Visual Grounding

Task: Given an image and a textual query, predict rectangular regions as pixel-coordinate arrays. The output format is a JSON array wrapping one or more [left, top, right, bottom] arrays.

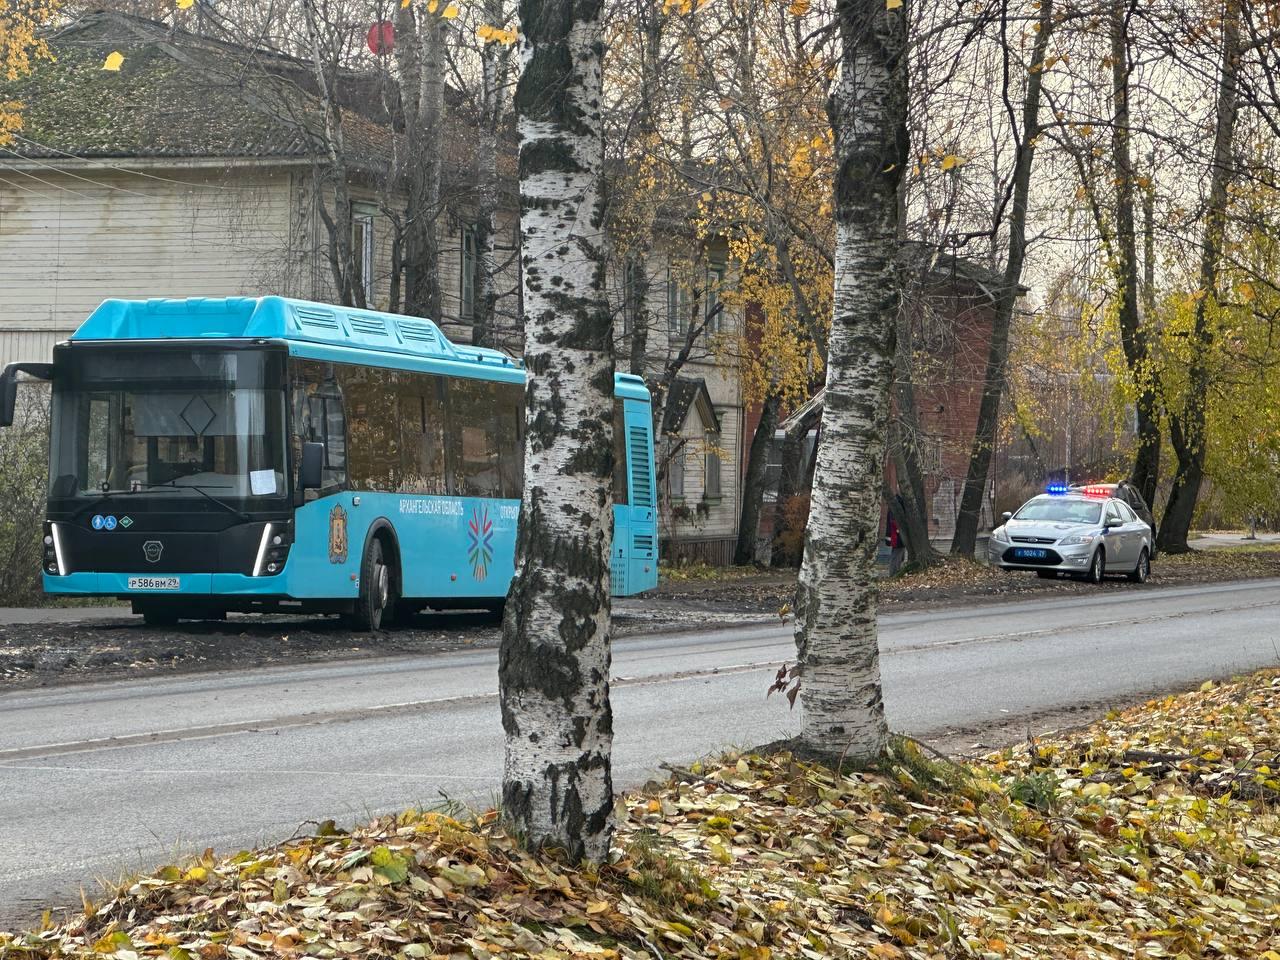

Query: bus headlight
[[44, 522, 66, 576], [253, 523, 292, 576]]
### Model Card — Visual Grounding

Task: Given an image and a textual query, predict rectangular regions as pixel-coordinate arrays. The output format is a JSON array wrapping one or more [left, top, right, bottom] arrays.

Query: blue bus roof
[[70, 296, 651, 399]]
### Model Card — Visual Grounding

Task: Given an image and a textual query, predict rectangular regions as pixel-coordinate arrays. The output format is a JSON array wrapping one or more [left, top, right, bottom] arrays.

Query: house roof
[[1, 12, 394, 168], [662, 377, 720, 435], [902, 241, 1031, 300]]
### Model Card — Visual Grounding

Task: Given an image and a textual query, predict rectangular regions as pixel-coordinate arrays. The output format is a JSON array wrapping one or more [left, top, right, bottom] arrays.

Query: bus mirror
[[0, 362, 53, 427], [300, 441, 325, 489]]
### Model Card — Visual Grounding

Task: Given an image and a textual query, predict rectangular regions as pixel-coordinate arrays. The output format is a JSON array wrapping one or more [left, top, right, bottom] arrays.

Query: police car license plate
[[128, 576, 180, 590], [1014, 548, 1047, 559]]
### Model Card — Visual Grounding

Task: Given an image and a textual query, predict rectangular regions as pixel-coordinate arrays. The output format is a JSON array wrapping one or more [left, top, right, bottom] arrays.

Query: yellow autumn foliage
[[0, 0, 60, 147]]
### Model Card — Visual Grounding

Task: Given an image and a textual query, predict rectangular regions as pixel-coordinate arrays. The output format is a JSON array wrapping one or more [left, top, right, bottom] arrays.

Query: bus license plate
[[1014, 549, 1047, 559], [128, 576, 180, 591]]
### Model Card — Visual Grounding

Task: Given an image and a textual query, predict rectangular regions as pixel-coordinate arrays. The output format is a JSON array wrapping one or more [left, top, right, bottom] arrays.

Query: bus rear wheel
[[348, 537, 395, 632]]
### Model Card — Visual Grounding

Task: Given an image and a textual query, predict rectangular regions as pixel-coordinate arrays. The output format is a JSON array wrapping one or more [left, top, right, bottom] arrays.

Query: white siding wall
[[0, 163, 297, 365], [608, 248, 745, 551], [0, 160, 745, 555]]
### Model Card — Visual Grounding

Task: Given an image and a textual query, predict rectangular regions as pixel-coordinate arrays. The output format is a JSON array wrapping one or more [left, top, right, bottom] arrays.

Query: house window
[[667, 438, 685, 498], [705, 434, 722, 498], [461, 225, 478, 318], [668, 263, 689, 338], [705, 264, 725, 334], [352, 204, 376, 305]]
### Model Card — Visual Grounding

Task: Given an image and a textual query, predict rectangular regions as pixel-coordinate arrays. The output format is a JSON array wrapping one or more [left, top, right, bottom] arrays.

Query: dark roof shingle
[[2, 12, 393, 167]]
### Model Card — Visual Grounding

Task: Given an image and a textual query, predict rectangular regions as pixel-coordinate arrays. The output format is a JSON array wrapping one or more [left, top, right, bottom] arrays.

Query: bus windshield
[[49, 347, 287, 502]]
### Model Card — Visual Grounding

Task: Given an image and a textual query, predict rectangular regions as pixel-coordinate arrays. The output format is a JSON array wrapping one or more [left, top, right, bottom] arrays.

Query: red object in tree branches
[[367, 21, 394, 55]]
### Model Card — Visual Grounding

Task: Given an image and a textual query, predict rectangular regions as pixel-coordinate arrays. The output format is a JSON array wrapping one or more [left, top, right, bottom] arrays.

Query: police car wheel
[[1084, 549, 1105, 584], [1128, 548, 1150, 584]]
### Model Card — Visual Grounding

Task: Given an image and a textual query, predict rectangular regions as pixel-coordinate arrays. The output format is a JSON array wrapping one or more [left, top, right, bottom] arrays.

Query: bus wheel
[[350, 537, 394, 632]]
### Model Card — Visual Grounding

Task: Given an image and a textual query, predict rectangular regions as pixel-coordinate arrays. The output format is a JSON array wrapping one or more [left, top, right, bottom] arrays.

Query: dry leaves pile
[[5, 672, 1280, 960]]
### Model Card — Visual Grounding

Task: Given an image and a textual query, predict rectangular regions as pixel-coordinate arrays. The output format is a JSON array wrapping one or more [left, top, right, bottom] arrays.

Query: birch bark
[[793, 0, 906, 763], [499, 0, 615, 862]]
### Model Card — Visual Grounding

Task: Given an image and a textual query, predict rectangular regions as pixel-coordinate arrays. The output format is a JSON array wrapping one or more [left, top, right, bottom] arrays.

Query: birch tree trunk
[[792, 0, 906, 764], [499, 0, 615, 862]]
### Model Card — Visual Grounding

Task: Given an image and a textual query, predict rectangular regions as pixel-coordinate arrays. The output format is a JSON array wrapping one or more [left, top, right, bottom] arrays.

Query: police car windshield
[[1014, 498, 1102, 525]]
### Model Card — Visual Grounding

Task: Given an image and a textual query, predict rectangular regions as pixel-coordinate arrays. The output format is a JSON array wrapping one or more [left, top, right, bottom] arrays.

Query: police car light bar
[[1046, 483, 1069, 495], [1082, 485, 1111, 498]]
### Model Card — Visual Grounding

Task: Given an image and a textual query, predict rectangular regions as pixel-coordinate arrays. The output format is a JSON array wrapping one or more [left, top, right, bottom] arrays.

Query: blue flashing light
[[1046, 483, 1069, 495]]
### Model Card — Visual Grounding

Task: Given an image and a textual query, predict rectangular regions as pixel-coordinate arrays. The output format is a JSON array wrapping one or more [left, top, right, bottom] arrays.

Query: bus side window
[[447, 378, 502, 498], [397, 374, 448, 496], [497, 382, 523, 498], [318, 395, 347, 486], [341, 366, 399, 492], [292, 367, 347, 492]]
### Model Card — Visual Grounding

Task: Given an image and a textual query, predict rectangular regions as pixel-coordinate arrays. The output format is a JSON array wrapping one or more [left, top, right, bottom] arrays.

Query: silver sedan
[[988, 492, 1154, 583]]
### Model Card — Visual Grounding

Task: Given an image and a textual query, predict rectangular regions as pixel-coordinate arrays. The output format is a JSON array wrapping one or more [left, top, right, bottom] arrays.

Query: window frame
[[460, 224, 478, 319], [667, 437, 685, 499], [667, 263, 689, 338], [351, 203, 376, 306], [705, 263, 725, 335], [622, 258, 639, 336], [704, 432, 722, 499]]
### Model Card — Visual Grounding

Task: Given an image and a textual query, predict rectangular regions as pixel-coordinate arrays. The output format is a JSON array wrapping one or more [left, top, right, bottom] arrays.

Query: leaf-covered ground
[[656, 547, 1280, 618], [5, 671, 1279, 959]]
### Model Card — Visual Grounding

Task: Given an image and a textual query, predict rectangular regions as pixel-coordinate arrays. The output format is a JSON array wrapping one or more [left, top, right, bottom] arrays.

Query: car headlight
[[992, 526, 1010, 543], [1059, 532, 1098, 545]]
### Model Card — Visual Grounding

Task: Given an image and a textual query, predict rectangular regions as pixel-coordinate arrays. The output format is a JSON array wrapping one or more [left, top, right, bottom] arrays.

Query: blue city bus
[[0, 296, 658, 628]]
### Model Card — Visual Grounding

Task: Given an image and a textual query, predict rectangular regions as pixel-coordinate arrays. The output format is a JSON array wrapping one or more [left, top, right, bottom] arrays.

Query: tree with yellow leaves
[[0, 0, 60, 146], [604, 0, 837, 562]]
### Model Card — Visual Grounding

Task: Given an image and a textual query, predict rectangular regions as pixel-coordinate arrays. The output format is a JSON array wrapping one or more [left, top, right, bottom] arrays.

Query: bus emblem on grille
[[328, 505, 348, 564], [142, 541, 164, 563]]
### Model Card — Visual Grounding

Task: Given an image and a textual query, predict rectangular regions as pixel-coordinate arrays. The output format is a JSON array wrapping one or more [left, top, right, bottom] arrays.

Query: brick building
[[745, 248, 1021, 559]]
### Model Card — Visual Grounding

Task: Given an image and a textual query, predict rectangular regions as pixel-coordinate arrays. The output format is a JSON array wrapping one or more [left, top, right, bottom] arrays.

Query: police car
[[988, 484, 1155, 584]]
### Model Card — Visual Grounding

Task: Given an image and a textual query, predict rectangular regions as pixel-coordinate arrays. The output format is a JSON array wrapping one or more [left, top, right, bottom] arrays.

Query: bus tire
[[350, 537, 394, 632]]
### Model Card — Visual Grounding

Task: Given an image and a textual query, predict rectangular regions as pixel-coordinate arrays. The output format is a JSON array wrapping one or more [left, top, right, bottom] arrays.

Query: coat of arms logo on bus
[[328, 504, 348, 564], [467, 506, 494, 581]]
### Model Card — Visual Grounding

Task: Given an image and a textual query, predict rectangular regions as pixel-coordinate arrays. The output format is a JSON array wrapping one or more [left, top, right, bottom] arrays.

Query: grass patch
[[658, 561, 763, 583]]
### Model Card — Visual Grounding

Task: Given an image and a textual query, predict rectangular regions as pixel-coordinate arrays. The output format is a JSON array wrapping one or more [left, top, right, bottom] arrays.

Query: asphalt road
[[2, 577, 1279, 923]]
